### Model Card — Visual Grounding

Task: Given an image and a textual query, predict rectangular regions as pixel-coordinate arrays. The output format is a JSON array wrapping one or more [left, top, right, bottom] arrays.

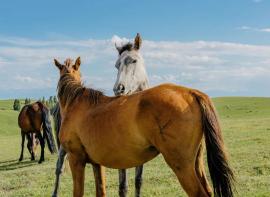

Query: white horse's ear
[[134, 33, 142, 50], [54, 59, 63, 70], [73, 57, 81, 70], [115, 43, 122, 54]]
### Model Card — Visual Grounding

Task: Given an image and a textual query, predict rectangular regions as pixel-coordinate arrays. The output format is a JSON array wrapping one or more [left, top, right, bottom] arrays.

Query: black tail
[[51, 102, 61, 148], [37, 102, 57, 154], [192, 91, 235, 197]]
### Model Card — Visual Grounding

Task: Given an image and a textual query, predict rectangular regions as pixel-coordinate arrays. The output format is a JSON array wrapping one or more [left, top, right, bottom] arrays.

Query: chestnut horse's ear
[[73, 57, 81, 70], [54, 59, 63, 70], [134, 33, 142, 50]]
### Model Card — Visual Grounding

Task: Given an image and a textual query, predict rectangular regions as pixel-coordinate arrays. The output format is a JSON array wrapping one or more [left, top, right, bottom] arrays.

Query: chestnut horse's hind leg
[[92, 163, 106, 197], [162, 150, 210, 197], [157, 133, 210, 197], [19, 130, 25, 161], [26, 133, 35, 161], [118, 169, 128, 197], [176, 166, 209, 197], [135, 165, 143, 197], [37, 132, 45, 163], [195, 143, 212, 196], [52, 146, 67, 197], [69, 154, 86, 197]]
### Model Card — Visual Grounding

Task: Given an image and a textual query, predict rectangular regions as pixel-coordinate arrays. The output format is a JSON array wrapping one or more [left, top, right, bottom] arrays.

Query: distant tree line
[[13, 99, 21, 111], [13, 96, 58, 111], [38, 96, 58, 109], [25, 98, 31, 105]]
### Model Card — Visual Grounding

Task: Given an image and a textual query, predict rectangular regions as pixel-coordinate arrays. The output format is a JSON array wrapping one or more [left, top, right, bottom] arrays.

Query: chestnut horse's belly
[[80, 126, 159, 168], [89, 144, 159, 169]]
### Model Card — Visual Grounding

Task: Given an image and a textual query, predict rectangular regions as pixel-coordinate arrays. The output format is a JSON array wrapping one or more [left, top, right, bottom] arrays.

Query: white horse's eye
[[125, 56, 136, 65], [115, 59, 121, 69]]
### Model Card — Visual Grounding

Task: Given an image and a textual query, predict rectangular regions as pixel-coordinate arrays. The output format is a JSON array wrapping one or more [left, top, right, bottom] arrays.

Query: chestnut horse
[[54, 57, 234, 197], [51, 34, 149, 197], [18, 101, 57, 163]]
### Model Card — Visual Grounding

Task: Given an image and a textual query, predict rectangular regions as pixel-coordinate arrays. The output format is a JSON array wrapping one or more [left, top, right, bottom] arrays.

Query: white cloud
[[0, 35, 270, 97], [260, 28, 270, 32], [238, 26, 252, 30], [238, 26, 270, 33], [15, 75, 53, 88]]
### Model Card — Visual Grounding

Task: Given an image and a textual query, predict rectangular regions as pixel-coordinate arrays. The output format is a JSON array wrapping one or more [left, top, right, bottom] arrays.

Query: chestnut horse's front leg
[[69, 153, 86, 197], [92, 163, 106, 197]]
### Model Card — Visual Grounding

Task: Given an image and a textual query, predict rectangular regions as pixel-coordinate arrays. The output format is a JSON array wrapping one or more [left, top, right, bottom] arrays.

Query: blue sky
[[1, 0, 270, 98]]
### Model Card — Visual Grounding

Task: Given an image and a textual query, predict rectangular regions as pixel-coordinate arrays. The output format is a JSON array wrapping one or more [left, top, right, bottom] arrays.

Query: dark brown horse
[[54, 57, 234, 197], [18, 101, 57, 163]]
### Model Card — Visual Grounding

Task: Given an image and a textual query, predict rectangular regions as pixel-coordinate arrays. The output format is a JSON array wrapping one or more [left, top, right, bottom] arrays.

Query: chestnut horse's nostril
[[117, 84, 125, 94]]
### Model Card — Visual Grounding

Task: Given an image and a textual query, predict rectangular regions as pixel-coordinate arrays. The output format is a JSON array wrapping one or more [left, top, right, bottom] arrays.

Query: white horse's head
[[113, 33, 149, 96]]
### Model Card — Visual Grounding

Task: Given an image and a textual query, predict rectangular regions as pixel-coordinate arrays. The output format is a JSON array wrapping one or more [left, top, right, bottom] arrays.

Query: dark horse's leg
[[37, 132, 45, 163], [26, 133, 35, 160], [119, 169, 128, 197], [19, 130, 25, 161], [52, 145, 67, 197], [135, 165, 143, 197]]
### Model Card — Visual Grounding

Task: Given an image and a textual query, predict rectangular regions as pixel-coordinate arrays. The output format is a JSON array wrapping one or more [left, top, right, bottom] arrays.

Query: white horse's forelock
[[111, 35, 130, 49]]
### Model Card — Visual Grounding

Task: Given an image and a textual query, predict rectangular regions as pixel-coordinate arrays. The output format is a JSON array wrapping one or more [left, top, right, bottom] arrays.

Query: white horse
[[51, 33, 149, 197], [114, 33, 149, 197]]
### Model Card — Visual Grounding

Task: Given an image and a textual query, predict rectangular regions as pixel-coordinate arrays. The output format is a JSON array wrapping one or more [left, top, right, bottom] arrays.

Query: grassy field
[[0, 98, 269, 197]]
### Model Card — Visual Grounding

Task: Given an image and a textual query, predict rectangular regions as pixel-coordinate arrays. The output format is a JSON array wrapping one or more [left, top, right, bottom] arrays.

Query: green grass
[[0, 98, 269, 197]]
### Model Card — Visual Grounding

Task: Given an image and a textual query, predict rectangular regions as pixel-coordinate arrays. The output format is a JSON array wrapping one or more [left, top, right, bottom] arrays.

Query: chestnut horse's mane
[[57, 73, 103, 106]]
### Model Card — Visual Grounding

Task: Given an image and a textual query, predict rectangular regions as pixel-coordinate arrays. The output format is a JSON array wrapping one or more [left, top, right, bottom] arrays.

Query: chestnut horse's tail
[[51, 102, 61, 148], [37, 102, 57, 154], [192, 91, 235, 197]]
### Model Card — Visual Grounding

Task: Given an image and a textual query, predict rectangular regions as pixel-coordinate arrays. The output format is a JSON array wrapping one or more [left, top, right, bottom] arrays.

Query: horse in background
[[51, 102, 61, 148], [53, 56, 234, 197], [51, 34, 149, 197], [18, 101, 57, 163], [51, 102, 66, 197], [114, 33, 149, 197]]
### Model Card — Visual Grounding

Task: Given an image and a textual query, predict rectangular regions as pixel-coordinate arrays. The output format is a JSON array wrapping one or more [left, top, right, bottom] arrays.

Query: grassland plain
[[0, 97, 269, 197]]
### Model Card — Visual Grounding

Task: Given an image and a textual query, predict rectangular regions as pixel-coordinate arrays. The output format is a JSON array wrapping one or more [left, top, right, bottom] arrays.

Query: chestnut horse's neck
[[57, 73, 104, 108]]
